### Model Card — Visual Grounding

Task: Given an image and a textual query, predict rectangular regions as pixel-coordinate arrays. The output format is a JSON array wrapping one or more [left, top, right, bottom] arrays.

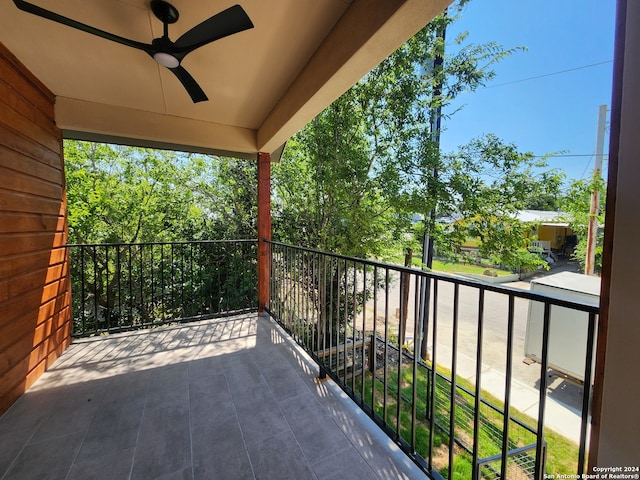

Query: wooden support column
[[257, 152, 272, 313], [589, 0, 640, 467]]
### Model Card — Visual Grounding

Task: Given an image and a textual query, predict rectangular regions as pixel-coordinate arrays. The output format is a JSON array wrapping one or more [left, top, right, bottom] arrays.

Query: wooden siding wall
[[0, 42, 71, 415]]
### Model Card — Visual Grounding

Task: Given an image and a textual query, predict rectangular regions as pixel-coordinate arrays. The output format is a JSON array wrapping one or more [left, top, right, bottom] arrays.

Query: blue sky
[[440, 0, 617, 185]]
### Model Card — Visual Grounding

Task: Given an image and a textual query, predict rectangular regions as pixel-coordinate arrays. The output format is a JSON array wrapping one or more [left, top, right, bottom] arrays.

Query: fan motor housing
[[151, 0, 179, 24]]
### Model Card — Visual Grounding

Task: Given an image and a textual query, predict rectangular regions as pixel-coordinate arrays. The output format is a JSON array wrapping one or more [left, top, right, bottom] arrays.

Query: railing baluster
[[92, 245, 98, 334], [300, 248, 304, 339], [340, 258, 347, 384], [105, 244, 110, 332], [471, 287, 485, 480], [117, 245, 122, 330], [180, 244, 186, 315], [309, 251, 313, 346], [160, 244, 165, 322], [328, 258, 335, 379], [128, 245, 133, 327], [190, 242, 194, 317], [352, 260, 357, 395], [535, 301, 552, 480], [361, 264, 367, 404], [170, 243, 175, 315], [150, 243, 155, 323], [383, 267, 389, 430], [500, 294, 516, 480], [411, 268, 420, 453], [298, 245, 302, 338], [396, 269, 403, 441], [578, 311, 597, 475], [371, 265, 378, 414], [428, 278, 438, 470], [80, 245, 85, 336], [448, 283, 460, 478]]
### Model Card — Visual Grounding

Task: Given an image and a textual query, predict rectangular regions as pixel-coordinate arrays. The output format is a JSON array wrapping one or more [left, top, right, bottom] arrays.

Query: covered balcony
[[2, 240, 600, 478], [0, 0, 639, 478]]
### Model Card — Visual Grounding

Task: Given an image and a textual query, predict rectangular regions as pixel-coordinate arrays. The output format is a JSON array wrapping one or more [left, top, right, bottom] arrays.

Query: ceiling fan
[[12, 0, 254, 103]]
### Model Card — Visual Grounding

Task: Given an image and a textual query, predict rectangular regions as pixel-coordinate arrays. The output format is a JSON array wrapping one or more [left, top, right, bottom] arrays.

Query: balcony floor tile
[[0, 314, 426, 480]]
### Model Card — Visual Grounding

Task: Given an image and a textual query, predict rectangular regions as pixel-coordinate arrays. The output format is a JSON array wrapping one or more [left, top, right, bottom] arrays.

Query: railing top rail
[[266, 240, 600, 314], [66, 239, 258, 248]]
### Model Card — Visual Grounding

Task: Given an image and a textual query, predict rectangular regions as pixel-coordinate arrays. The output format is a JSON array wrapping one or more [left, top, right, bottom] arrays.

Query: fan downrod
[[151, 0, 179, 24]]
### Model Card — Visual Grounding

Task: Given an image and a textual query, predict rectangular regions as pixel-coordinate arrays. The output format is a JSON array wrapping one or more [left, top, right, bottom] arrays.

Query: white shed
[[524, 271, 600, 383]]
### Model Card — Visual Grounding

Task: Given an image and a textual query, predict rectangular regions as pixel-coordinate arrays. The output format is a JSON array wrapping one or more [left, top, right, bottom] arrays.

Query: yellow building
[[459, 210, 574, 254], [518, 210, 574, 254]]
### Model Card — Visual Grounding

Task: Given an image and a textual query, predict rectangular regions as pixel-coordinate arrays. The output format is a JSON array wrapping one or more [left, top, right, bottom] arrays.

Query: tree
[[524, 170, 566, 211], [64, 141, 259, 331], [273, 92, 403, 259], [274, 1, 521, 261], [185, 155, 257, 240], [65, 140, 258, 244], [435, 135, 564, 271], [65, 141, 207, 244], [561, 176, 606, 273]]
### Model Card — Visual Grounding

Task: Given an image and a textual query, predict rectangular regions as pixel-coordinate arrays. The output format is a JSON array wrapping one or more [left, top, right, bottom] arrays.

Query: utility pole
[[585, 104, 607, 276], [418, 9, 446, 361]]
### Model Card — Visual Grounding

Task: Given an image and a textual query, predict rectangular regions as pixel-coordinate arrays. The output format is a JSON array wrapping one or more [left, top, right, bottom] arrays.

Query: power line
[[579, 155, 595, 179], [532, 153, 607, 159], [483, 60, 613, 89]]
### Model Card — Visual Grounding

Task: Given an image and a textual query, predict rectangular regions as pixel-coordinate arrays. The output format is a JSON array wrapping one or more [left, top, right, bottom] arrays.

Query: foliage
[[525, 170, 566, 211], [272, 93, 403, 259], [186, 155, 257, 239], [64, 141, 260, 331], [69, 241, 257, 336], [65, 141, 196, 243], [561, 176, 607, 272], [274, 1, 525, 263], [411, 135, 562, 271], [64, 140, 257, 244]]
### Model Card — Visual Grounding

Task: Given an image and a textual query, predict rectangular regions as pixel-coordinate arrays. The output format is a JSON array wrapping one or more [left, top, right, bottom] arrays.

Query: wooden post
[[585, 104, 607, 276], [399, 248, 412, 346], [257, 152, 271, 313]]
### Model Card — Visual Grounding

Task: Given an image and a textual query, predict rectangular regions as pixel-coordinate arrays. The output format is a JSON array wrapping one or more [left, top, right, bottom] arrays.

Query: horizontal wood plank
[[0, 42, 55, 107], [0, 287, 70, 338], [0, 100, 60, 154], [0, 260, 68, 303], [0, 231, 66, 257], [0, 74, 58, 137], [0, 144, 63, 184], [0, 305, 70, 372], [0, 127, 63, 170], [0, 165, 63, 199], [0, 188, 64, 216], [0, 213, 64, 235]]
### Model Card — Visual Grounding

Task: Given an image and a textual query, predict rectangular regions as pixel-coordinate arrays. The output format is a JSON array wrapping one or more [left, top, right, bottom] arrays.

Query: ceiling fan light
[[153, 52, 179, 68]]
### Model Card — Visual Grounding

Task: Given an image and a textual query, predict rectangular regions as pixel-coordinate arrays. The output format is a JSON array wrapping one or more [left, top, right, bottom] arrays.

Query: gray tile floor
[[0, 314, 426, 480]]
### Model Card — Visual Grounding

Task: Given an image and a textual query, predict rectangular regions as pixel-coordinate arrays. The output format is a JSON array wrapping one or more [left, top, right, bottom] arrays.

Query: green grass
[[351, 360, 580, 478], [431, 260, 512, 276], [386, 253, 512, 276]]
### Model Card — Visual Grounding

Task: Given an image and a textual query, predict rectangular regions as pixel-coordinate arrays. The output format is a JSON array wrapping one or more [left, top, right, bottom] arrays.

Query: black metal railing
[[67, 240, 257, 337], [266, 241, 599, 480]]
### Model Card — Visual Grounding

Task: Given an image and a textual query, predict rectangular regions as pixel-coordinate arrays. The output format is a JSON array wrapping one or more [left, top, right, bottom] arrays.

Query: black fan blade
[[168, 66, 208, 103], [173, 4, 253, 57], [13, 0, 153, 54]]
